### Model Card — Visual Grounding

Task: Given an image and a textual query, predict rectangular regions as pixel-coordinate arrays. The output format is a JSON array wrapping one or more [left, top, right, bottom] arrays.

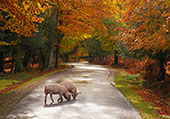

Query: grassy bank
[[111, 68, 170, 119]]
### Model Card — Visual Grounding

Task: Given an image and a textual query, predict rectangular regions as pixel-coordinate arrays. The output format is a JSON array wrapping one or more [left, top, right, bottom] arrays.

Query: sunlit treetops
[[0, 0, 119, 38], [55, 0, 119, 36], [0, 0, 49, 37]]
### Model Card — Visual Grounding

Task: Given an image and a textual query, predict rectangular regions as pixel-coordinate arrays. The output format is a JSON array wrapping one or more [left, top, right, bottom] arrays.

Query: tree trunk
[[40, 50, 48, 70], [10, 50, 15, 72], [55, 30, 64, 68], [158, 51, 166, 81], [114, 50, 118, 65], [14, 45, 23, 72], [65, 54, 69, 62], [48, 44, 54, 69], [23, 51, 32, 71], [0, 51, 4, 72], [55, 44, 59, 68], [158, 57, 165, 82]]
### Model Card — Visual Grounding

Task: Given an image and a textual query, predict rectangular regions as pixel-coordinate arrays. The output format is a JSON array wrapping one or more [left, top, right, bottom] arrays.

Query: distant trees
[[82, 36, 111, 63]]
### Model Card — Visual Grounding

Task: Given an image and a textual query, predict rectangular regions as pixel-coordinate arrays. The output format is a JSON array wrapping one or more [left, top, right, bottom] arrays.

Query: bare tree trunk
[[158, 56, 165, 81], [114, 50, 118, 65], [48, 44, 54, 69], [0, 51, 4, 72], [10, 50, 15, 72], [14, 45, 23, 72], [55, 44, 59, 68], [157, 51, 166, 82], [23, 51, 32, 71]]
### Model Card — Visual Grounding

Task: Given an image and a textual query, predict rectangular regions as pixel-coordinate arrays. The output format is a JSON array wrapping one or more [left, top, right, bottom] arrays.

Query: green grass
[[114, 69, 158, 119], [0, 80, 19, 91], [0, 72, 33, 81], [0, 68, 68, 96]]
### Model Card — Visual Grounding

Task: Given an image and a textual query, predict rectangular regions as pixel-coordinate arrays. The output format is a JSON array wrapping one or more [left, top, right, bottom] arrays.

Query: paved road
[[6, 62, 142, 119]]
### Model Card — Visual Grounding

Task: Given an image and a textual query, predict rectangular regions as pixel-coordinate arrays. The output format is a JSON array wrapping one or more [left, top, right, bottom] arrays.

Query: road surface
[[6, 62, 142, 119]]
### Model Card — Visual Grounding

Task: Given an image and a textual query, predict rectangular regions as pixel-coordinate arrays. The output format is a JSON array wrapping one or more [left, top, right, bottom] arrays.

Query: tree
[[101, 17, 124, 65], [41, 0, 117, 68], [0, 0, 118, 72], [59, 35, 86, 62], [0, 0, 49, 72], [120, 0, 170, 81], [83, 36, 111, 63], [0, 0, 48, 37], [0, 28, 18, 72]]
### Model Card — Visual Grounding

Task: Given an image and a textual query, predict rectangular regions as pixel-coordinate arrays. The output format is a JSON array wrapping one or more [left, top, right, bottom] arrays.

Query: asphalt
[[5, 62, 142, 119]]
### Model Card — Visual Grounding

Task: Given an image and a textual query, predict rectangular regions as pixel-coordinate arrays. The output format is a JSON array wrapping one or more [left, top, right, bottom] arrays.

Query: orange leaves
[[0, 0, 117, 38], [120, 0, 170, 53], [0, 0, 49, 37], [55, 0, 117, 36]]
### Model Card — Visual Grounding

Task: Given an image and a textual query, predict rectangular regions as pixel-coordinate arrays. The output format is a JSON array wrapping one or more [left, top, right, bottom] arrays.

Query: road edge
[[107, 68, 142, 119]]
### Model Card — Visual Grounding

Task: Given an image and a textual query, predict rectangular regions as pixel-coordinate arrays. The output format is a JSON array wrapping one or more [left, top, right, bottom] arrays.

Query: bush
[[126, 74, 140, 80], [140, 58, 159, 84]]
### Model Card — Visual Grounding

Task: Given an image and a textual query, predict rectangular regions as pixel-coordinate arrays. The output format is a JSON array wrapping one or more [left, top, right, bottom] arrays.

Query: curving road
[[6, 62, 142, 119]]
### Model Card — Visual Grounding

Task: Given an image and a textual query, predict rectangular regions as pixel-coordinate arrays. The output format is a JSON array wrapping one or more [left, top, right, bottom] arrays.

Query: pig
[[60, 81, 81, 100], [44, 84, 71, 104]]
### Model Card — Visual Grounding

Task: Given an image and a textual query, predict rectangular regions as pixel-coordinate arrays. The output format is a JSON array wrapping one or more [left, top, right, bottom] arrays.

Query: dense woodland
[[0, 0, 170, 118], [0, 0, 170, 90]]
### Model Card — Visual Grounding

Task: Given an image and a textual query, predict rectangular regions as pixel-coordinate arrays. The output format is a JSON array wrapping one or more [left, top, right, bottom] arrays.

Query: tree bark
[[158, 51, 166, 81], [158, 57, 165, 82], [14, 45, 23, 72], [55, 44, 59, 68], [23, 51, 32, 71], [55, 30, 64, 68], [114, 50, 118, 65], [48, 43, 54, 69], [0, 51, 4, 72], [40, 50, 48, 70], [10, 50, 15, 72]]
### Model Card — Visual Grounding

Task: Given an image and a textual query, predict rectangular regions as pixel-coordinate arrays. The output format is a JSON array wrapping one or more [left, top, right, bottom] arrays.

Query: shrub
[[140, 58, 159, 84]]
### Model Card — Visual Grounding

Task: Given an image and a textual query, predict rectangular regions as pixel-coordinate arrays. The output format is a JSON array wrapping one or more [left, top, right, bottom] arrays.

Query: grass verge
[[111, 68, 159, 119]]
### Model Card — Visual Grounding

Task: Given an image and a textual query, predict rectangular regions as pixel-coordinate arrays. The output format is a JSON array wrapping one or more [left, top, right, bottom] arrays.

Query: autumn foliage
[[0, 0, 170, 118], [120, 0, 170, 52], [0, 0, 48, 37]]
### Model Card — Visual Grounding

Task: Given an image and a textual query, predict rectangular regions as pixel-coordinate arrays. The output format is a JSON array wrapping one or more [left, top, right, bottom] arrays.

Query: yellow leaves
[[0, 40, 17, 46], [56, 0, 117, 36], [10, 41, 17, 45], [0, 41, 10, 46], [82, 34, 91, 39], [23, 2, 30, 10], [1, 0, 116, 40], [0, 0, 49, 37], [37, 2, 42, 10]]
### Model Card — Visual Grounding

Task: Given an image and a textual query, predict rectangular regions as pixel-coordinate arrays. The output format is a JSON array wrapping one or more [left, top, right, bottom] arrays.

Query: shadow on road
[[44, 100, 77, 107]]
